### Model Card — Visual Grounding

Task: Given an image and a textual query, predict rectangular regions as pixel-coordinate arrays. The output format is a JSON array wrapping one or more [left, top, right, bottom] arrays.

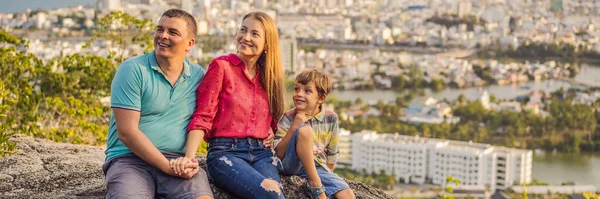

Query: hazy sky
[[0, 0, 96, 13]]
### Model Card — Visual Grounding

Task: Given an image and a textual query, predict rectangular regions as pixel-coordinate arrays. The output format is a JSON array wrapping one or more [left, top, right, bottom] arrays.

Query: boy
[[274, 69, 356, 199]]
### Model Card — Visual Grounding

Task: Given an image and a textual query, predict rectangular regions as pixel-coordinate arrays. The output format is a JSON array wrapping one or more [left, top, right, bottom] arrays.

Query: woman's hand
[[169, 157, 198, 178], [263, 128, 274, 149]]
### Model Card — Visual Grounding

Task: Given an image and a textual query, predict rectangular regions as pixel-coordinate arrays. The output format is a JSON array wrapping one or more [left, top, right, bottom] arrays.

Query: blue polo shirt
[[105, 51, 205, 161]]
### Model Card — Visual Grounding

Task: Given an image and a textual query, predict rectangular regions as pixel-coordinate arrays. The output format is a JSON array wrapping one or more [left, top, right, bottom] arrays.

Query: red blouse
[[188, 54, 276, 141]]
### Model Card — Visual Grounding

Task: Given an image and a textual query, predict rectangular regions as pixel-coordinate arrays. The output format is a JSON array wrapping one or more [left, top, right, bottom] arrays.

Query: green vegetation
[[0, 81, 17, 156], [0, 12, 215, 156], [329, 88, 600, 152], [443, 176, 461, 199], [88, 11, 155, 62], [480, 42, 600, 65], [334, 168, 396, 190], [1, 30, 114, 149], [0, 13, 154, 155], [426, 14, 485, 32]]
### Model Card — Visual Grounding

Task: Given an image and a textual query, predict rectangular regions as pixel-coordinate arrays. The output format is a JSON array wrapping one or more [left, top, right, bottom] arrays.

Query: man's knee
[[334, 189, 356, 199], [260, 178, 282, 196]]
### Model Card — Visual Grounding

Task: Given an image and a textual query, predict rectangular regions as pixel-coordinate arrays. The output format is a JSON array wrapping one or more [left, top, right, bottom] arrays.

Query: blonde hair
[[295, 69, 332, 97], [243, 12, 286, 120]]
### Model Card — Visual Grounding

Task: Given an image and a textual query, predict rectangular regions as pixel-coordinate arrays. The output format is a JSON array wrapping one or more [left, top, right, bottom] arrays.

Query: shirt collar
[[149, 50, 191, 78], [228, 53, 243, 66], [306, 105, 325, 122]]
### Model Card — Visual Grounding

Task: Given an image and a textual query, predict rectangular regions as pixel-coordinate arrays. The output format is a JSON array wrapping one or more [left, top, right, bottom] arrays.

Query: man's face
[[154, 16, 194, 59]]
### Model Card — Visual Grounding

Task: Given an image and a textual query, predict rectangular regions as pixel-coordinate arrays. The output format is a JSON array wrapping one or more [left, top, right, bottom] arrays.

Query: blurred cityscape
[[2, 0, 600, 198]]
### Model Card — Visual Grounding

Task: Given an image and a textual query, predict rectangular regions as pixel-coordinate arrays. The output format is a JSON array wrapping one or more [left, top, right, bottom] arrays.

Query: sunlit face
[[293, 82, 326, 113], [154, 16, 194, 59], [235, 17, 266, 60]]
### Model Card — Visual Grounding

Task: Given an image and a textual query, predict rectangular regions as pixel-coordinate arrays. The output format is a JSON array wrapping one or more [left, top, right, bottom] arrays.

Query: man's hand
[[168, 157, 199, 179], [263, 128, 274, 149]]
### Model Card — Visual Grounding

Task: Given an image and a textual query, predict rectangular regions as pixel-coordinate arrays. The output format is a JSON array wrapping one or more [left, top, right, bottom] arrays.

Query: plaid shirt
[[274, 107, 340, 167]]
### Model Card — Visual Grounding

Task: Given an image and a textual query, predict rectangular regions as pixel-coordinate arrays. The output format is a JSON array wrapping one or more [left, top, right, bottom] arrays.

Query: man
[[103, 9, 213, 199]]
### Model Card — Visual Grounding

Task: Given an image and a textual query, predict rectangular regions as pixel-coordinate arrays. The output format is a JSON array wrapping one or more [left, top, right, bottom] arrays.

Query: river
[[331, 64, 600, 104], [331, 64, 600, 188], [533, 152, 600, 188]]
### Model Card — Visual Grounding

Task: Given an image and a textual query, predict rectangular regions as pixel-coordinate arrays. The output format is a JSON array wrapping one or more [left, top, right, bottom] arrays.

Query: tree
[[457, 94, 466, 104], [88, 11, 155, 64], [1, 30, 115, 146]]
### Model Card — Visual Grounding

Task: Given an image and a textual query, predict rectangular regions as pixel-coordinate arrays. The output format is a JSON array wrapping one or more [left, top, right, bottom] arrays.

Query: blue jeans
[[206, 137, 284, 199], [278, 124, 350, 199]]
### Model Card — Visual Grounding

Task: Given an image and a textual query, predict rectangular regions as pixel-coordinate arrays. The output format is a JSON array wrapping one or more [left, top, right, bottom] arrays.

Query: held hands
[[168, 157, 199, 179]]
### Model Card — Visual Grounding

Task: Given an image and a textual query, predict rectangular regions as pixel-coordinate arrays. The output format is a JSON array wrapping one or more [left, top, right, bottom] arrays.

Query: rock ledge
[[0, 135, 392, 199]]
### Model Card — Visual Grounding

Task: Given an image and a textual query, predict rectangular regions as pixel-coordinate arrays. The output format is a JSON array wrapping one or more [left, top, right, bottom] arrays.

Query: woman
[[171, 12, 286, 199]]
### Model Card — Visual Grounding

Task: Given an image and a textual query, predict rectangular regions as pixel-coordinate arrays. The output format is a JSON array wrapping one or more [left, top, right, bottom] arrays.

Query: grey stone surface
[[0, 134, 392, 199]]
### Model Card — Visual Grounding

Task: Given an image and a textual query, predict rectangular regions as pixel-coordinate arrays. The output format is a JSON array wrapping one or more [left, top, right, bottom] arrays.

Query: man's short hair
[[161, 9, 197, 38], [295, 69, 332, 97]]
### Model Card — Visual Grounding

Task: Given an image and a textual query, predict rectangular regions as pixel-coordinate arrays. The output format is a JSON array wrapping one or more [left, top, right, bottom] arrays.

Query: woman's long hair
[[243, 12, 286, 120]]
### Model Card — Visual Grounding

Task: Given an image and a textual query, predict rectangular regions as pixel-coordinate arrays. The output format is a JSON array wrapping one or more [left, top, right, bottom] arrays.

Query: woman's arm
[[187, 60, 225, 134]]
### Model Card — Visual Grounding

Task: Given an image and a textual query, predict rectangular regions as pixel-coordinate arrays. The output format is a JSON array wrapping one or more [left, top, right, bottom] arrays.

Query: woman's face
[[235, 17, 266, 60]]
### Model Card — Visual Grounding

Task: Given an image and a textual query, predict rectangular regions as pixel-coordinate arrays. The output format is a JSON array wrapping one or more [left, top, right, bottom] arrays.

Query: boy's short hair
[[295, 69, 332, 97]]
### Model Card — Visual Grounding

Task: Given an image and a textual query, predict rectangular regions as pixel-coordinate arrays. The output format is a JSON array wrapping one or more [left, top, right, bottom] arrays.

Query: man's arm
[[114, 108, 194, 176]]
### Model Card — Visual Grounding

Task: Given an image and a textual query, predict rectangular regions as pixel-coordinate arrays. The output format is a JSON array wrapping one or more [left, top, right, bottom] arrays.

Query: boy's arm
[[326, 163, 336, 172], [274, 110, 308, 159], [325, 114, 341, 172]]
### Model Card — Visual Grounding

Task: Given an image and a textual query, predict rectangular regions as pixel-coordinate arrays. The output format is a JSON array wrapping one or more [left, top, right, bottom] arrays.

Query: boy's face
[[293, 82, 326, 113]]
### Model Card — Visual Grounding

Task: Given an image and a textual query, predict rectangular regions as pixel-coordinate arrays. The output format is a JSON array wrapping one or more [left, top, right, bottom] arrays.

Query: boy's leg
[[295, 125, 323, 184], [307, 167, 354, 199], [207, 152, 283, 199], [279, 126, 304, 174], [103, 156, 155, 199], [295, 125, 326, 198]]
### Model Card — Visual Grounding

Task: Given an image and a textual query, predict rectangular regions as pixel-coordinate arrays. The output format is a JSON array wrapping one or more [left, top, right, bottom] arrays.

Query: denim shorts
[[102, 152, 213, 199], [278, 124, 350, 198], [206, 137, 284, 199]]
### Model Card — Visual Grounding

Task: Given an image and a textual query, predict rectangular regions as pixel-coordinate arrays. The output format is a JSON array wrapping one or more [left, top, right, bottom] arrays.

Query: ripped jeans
[[206, 137, 284, 199]]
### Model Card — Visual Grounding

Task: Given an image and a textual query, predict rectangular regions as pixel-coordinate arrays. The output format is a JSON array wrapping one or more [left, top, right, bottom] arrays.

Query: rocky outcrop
[[0, 135, 392, 199]]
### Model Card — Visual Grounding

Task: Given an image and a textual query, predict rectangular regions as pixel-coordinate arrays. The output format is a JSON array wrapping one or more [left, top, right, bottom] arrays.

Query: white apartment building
[[336, 129, 352, 167], [345, 131, 532, 191]]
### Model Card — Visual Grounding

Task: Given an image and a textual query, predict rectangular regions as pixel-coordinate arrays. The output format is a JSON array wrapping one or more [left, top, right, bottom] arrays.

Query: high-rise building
[[181, 0, 193, 15], [457, 1, 473, 17], [140, 0, 154, 4], [550, 0, 563, 13], [347, 131, 532, 190], [97, 0, 122, 12], [197, 20, 209, 35], [280, 37, 298, 74], [254, 0, 267, 8]]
